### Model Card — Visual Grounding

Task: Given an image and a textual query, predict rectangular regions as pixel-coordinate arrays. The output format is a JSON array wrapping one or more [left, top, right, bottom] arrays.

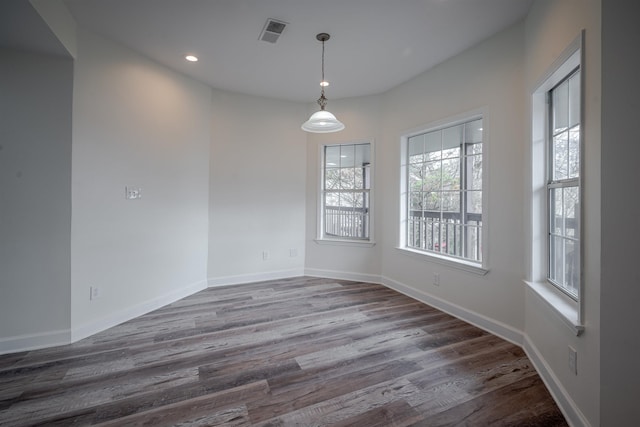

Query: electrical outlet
[[433, 273, 440, 286], [568, 346, 578, 375], [90, 286, 101, 301], [262, 251, 269, 260], [289, 248, 298, 258]]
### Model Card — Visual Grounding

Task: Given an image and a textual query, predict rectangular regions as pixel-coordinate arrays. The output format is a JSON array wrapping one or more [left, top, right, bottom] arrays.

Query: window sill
[[315, 239, 376, 248], [525, 280, 584, 336], [395, 247, 489, 276]]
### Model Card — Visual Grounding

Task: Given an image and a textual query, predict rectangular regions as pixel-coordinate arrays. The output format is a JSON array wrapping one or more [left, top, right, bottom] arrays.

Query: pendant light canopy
[[302, 33, 345, 133]]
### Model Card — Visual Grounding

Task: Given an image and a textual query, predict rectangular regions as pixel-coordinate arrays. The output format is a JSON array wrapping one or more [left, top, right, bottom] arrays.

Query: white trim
[[525, 280, 584, 335], [0, 328, 71, 355], [304, 268, 381, 284], [71, 279, 208, 342], [524, 335, 591, 427], [395, 247, 488, 275], [380, 275, 522, 346], [207, 268, 305, 287], [314, 238, 376, 248]]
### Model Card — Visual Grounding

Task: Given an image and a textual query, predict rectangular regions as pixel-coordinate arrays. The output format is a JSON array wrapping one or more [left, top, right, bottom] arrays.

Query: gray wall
[[601, 2, 640, 423], [0, 48, 73, 348]]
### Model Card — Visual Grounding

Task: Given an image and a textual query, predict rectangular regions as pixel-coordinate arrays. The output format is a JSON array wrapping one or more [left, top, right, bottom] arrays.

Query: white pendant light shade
[[301, 109, 345, 133]]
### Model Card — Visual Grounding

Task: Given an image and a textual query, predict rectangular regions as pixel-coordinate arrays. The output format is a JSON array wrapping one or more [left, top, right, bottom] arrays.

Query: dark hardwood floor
[[0, 277, 567, 426]]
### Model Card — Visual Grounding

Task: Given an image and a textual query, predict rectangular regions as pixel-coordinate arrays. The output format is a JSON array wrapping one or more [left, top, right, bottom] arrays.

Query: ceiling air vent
[[259, 18, 287, 43]]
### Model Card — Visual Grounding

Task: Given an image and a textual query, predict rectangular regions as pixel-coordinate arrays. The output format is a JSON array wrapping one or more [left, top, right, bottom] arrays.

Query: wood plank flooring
[[0, 277, 567, 426]]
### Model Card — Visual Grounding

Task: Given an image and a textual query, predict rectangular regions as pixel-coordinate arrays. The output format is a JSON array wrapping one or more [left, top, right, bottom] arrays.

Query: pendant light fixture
[[301, 33, 345, 133]]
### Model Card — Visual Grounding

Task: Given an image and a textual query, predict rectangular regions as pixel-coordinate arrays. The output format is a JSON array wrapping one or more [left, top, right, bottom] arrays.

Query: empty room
[[0, 0, 637, 426]]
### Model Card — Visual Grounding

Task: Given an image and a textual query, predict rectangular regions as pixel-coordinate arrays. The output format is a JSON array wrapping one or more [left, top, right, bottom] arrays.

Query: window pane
[[423, 161, 441, 192], [564, 186, 579, 238], [363, 165, 371, 190], [549, 235, 564, 285], [467, 191, 482, 214], [340, 168, 355, 190], [569, 70, 581, 127], [425, 131, 441, 160], [339, 145, 355, 168], [553, 131, 569, 181], [424, 192, 440, 211], [325, 145, 340, 167], [442, 221, 462, 257], [568, 125, 580, 179], [410, 191, 423, 212], [408, 134, 424, 163], [441, 158, 460, 190], [325, 168, 340, 190], [442, 191, 460, 212], [354, 167, 364, 189], [355, 144, 370, 167], [565, 238, 579, 296], [466, 154, 482, 190], [465, 225, 482, 262], [553, 80, 569, 134], [431, 221, 442, 252], [409, 164, 424, 191], [465, 119, 483, 144], [550, 188, 563, 235], [442, 124, 462, 156], [325, 192, 340, 207], [353, 192, 364, 209]]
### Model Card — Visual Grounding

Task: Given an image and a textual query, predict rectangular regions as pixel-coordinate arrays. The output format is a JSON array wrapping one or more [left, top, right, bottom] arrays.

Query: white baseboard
[[71, 279, 208, 343], [207, 268, 305, 288], [523, 336, 590, 427], [0, 328, 71, 355], [304, 268, 382, 285]]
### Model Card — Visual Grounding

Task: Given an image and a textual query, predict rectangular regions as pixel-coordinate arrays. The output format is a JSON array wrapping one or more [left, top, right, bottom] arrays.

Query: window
[[404, 118, 483, 264], [547, 69, 581, 299], [528, 34, 584, 333], [320, 142, 371, 241]]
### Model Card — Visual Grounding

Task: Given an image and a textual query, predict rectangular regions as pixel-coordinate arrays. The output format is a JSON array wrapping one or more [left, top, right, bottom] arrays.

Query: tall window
[[321, 143, 371, 240], [406, 118, 483, 264], [548, 69, 581, 298]]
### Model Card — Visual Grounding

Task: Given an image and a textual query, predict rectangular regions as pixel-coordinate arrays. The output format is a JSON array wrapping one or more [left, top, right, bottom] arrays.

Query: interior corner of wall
[[30, 0, 78, 58]]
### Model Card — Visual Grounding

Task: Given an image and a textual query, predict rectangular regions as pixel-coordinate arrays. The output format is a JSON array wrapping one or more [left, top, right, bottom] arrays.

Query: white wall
[[601, 2, 640, 423], [304, 94, 383, 280], [71, 29, 211, 339], [0, 48, 73, 351], [380, 23, 527, 334], [523, 1, 601, 426], [208, 89, 307, 285]]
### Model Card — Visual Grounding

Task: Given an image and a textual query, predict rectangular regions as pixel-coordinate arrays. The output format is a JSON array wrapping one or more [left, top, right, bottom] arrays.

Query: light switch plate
[[125, 186, 142, 200]]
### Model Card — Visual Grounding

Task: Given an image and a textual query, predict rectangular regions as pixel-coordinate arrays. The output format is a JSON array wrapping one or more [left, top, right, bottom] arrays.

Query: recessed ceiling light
[[185, 55, 198, 62]]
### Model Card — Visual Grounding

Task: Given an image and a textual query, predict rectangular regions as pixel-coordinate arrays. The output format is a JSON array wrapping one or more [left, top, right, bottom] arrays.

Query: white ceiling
[[59, 1, 531, 102]]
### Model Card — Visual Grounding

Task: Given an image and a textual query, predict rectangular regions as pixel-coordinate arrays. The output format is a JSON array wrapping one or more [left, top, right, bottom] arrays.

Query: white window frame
[[527, 32, 584, 334], [316, 140, 375, 247], [398, 111, 488, 275]]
